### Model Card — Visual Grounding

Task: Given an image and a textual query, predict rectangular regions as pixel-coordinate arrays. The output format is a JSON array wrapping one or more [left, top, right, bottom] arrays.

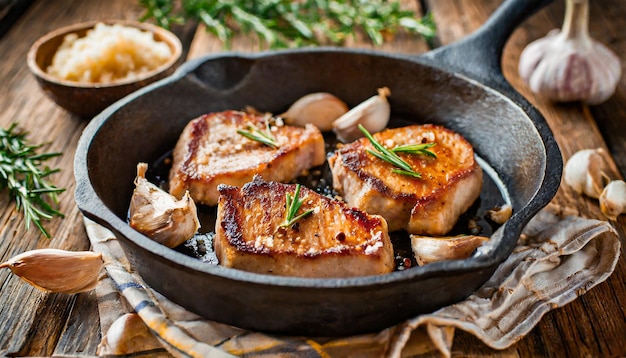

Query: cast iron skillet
[[75, 0, 561, 336]]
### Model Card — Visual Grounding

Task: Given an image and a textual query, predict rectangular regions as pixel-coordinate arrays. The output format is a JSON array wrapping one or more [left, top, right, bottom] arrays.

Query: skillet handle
[[421, 0, 554, 93]]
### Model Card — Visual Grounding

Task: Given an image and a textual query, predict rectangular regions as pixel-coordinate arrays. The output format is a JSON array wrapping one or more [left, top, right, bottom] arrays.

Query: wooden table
[[1, 0, 625, 356]]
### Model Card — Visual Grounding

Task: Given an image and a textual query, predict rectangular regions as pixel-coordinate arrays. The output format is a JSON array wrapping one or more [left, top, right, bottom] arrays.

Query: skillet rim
[[74, 46, 562, 288]]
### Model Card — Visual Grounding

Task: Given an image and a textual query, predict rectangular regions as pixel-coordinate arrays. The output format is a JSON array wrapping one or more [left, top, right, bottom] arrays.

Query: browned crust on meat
[[329, 124, 483, 235], [214, 176, 395, 277], [169, 110, 325, 205]]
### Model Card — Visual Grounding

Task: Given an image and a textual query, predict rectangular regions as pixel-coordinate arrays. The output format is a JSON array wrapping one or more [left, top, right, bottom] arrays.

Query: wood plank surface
[[0, 0, 625, 356], [0, 1, 145, 355], [429, 1, 626, 356]]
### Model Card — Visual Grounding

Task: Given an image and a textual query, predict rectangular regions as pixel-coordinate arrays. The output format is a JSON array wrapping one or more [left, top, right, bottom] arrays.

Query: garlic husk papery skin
[[0, 249, 103, 294], [518, 0, 621, 105], [486, 204, 513, 224], [332, 87, 391, 143], [410, 235, 488, 266], [98, 313, 161, 355], [599, 180, 626, 220], [563, 148, 610, 199], [281, 92, 349, 131], [129, 162, 200, 248]]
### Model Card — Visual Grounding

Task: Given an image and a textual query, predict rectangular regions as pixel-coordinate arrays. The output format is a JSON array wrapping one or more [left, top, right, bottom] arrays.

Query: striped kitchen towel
[[85, 204, 620, 358]]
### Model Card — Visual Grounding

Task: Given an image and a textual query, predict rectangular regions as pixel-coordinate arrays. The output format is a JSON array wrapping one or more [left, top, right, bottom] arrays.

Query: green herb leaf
[[140, 0, 437, 49], [281, 184, 314, 228], [237, 121, 277, 148], [391, 142, 437, 158], [0, 123, 65, 237], [391, 169, 422, 178], [359, 124, 418, 176]]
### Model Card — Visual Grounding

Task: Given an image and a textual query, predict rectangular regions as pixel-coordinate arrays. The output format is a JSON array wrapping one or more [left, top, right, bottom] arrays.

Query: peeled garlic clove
[[410, 235, 488, 266], [518, 0, 621, 105], [129, 162, 200, 248], [599, 180, 626, 220], [0, 249, 103, 294], [563, 148, 610, 199], [98, 313, 162, 355], [332, 87, 391, 143], [281, 92, 349, 131]]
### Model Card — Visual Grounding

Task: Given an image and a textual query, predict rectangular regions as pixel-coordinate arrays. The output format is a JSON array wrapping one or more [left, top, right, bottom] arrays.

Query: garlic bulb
[[0, 249, 103, 294], [410, 235, 488, 266], [563, 148, 610, 198], [332, 87, 391, 143], [281, 92, 348, 131], [129, 162, 200, 248], [518, 0, 621, 105], [599, 180, 626, 220]]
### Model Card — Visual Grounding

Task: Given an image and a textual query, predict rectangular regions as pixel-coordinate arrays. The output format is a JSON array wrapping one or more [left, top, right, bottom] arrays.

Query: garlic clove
[[563, 148, 610, 199], [410, 235, 488, 266], [129, 162, 200, 248], [518, 0, 621, 105], [599, 180, 626, 220], [485, 204, 513, 224], [281, 92, 349, 131], [97, 313, 162, 356], [332, 87, 391, 143], [0, 249, 103, 294]]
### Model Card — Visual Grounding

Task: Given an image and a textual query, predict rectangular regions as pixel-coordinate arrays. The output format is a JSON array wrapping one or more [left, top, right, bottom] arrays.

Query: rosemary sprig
[[0, 123, 65, 238], [139, 0, 437, 49], [237, 121, 277, 147], [359, 124, 436, 178], [280, 184, 314, 228], [392, 143, 437, 158]]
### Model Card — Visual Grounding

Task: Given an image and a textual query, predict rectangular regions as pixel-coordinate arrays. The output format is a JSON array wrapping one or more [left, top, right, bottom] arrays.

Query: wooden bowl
[[27, 20, 182, 118]]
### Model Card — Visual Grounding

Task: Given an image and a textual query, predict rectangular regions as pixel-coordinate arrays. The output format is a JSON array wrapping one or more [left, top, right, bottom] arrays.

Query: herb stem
[[0, 124, 65, 237], [359, 124, 437, 178], [281, 184, 314, 228], [237, 121, 277, 148], [392, 143, 437, 158], [140, 0, 436, 49], [359, 124, 418, 176]]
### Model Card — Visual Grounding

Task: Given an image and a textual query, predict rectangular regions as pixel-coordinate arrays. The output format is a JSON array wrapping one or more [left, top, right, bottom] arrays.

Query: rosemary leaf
[[391, 142, 437, 158], [0, 123, 65, 238], [359, 124, 416, 175], [281, 184, 314, 228], [140, 0, 437, 49], [358, 124, 438, 179], [391, 169, 422, 178], [237, 123, 277, 147]]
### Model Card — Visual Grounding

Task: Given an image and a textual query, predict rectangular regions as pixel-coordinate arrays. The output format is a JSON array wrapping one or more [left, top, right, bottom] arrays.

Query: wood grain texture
[[0, 0, 144, 356], [0, 0, 625, 356], [429, 0, 626, 356], [0, 0, 32, 38]]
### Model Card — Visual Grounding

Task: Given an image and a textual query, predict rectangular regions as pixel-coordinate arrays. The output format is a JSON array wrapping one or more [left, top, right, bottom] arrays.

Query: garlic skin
[[281, 92, 348, 131], [98, 313, 162, 355], [563, 148, 610, 199], [410, 235, 488, 266], [332, 87, 391, 143], [0, 249, 103, 294], [129, 162, 200, 248], [518, 0, 621, 105], [599, 180, 626, 220], [486, 204, 513, 224]]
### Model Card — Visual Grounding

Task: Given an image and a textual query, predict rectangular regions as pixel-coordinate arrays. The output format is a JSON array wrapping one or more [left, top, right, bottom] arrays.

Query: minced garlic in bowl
[[46, 22, 173, 84]]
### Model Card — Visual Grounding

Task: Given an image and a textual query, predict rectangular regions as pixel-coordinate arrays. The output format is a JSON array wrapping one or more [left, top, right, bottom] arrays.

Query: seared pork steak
[[214, 176, 395, 277], [329, 124, 483, 235], [169, 110, 325, 206]]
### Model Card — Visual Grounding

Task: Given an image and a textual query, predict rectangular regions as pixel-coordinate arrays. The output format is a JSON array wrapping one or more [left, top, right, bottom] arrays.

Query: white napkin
[[86, 205, 620, 357]]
